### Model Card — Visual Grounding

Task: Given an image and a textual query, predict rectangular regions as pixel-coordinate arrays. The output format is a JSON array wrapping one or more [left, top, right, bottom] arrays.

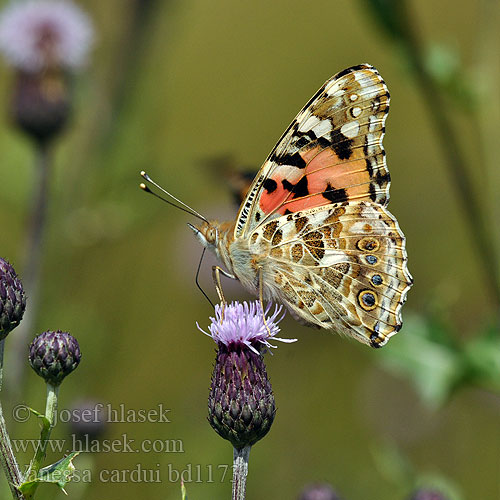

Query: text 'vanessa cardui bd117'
[[142, 64, 413, 347]]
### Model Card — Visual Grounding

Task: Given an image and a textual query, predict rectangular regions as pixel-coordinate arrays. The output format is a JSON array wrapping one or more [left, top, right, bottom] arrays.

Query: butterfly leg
[[257, 266, 272, 337], [212, 265, 236, 305]]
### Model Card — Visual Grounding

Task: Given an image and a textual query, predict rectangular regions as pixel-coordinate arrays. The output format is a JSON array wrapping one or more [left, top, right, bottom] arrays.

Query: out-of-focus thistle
[[199, 301, 295, 500], [0, 0, 94, 144], [0, 1, 93, 395], [298, 483, 343, 500], [29, 330, 81, 387], [408, 489, 449, 500], [69, 400, 107, 442], [0, 258, 26, 340]]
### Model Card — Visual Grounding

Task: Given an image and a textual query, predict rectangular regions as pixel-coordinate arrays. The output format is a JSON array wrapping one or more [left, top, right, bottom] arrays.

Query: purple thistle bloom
[[198, 301, 296, 353], [202, 301, 295, 450], [408, 490, 450, 500], [0, 0, 94, 72], [298, 483, 343, 500]]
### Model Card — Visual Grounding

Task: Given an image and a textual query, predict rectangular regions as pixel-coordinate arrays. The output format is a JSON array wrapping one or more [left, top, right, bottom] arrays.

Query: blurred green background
[[1, 0, 499, 499]]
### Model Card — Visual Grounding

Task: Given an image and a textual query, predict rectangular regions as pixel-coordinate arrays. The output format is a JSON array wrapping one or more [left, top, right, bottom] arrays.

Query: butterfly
[[143, 64, 413, 347]]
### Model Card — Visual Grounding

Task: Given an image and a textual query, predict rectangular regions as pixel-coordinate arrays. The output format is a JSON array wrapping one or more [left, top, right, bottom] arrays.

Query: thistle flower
[[199, 301, 294, 450], [0, 0, 94, 144], [0, 258, 26, 340], [69, 400, 107, 442], [298, 483, 342, 500], [0, 0, 94, 72], [29, 330, 81, 386], [408, 490, 449, 500]]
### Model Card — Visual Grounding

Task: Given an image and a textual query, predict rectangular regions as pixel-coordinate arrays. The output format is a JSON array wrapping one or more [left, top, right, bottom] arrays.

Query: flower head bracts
[[198, 301, 296, 353], [0, 0, 94, 72]]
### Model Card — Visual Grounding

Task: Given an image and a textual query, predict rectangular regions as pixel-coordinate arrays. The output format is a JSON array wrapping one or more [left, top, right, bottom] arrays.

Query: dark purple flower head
[[29, 330, 81, 386], [203, 301, 295, 450], [298, 483, 342, 500], [198, 301, 295, 353], [0, 258, 26, 339], [69, 400, 107, 442], [408, 489, 450, 500]]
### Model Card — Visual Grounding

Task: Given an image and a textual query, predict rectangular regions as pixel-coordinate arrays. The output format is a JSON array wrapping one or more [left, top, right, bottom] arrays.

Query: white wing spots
[[298, 114, 320, 132], [311, 119, 333, 137], [340, 121, 360, 139], [349, 93, 358, 101], [350, 106, 362, 118], [326, 86, 345, 99]]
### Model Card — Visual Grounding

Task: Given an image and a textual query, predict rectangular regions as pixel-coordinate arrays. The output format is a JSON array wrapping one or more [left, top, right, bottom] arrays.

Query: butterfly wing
[[251, 203, 413, 347], [235, 64, 391, 239]]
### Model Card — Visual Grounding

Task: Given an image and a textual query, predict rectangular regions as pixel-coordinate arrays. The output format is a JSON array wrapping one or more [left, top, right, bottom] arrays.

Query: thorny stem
[[0, 340, 26, 499], [8, 144, 52, 396], [396, 0, 500, 308], [232, 446, 250, 500]]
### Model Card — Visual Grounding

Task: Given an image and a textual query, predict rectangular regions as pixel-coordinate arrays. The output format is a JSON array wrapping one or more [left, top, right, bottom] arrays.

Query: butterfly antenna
[[140, 171, 209, 223], [195, 248, 214, 308]]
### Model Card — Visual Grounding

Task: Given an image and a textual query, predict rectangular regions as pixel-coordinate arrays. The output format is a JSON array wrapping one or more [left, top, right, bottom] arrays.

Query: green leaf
[[27, 407, 50, 431], [19, 452, 80, 496], [464, 335, 500, 389], [378, 314, 465, 407]]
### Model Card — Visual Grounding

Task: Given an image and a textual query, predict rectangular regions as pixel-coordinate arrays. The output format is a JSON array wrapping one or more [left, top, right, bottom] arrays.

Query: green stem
[[232, 446, 250, 500], [0, 340, 25, 499], [396, 0, 500, 308], [7, 144, 52, 398]]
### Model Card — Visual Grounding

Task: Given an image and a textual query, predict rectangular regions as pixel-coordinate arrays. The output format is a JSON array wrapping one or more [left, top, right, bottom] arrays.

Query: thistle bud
[[0, 258, 26, 340], [10, 69, 71, 145], [199, 301, 295, 450], [29, 330, 81, 386]]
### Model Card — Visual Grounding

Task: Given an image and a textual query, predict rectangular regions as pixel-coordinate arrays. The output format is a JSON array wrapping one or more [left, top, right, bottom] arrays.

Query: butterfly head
[[188, 221, 219, 250]]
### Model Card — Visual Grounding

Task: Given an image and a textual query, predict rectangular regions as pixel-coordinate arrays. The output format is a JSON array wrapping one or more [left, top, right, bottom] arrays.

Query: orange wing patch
[[259, 143, 376, 215]]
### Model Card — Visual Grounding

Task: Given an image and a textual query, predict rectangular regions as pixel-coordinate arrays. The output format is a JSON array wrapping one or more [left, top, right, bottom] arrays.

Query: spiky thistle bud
[[29, 330, 81, 386], [408, 490, 449, 500], [199, 301, 295, 450], [298, 483, 342, 500], [0, 258, 26, 340]]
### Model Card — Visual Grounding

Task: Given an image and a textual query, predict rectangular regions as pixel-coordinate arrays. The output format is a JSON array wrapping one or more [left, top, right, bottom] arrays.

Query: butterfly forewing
[[235, 64, 391, 239]]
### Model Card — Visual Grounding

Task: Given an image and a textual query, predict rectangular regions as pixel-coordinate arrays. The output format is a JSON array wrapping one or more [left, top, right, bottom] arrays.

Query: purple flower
[[202, 301, 295, 450], [408, 490, 449, 500], [298, 483, 343, 500], [198, 301, 296, 353], [0, 0, 94, 72]]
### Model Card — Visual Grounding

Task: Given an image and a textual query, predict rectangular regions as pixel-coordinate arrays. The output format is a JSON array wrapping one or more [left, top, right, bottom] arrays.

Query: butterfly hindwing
[[249, 202, 412, 346], [235, 64, 391, 238]]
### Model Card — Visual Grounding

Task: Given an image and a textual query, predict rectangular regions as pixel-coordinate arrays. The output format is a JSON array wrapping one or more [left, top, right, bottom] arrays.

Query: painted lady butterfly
[[144, 64, 413, 347]]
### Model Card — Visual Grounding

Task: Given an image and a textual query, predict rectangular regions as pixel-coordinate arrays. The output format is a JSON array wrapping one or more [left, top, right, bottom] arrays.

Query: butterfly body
[[190, 64, 413, 347]]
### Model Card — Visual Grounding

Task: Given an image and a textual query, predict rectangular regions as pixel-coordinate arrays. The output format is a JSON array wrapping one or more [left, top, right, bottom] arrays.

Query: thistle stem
[[0, 340, 25, 499], [27, 383, 59, 484], [8, 144, 52, 395], [396, 0, 500, 308], [232, 446, 250, 500]]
